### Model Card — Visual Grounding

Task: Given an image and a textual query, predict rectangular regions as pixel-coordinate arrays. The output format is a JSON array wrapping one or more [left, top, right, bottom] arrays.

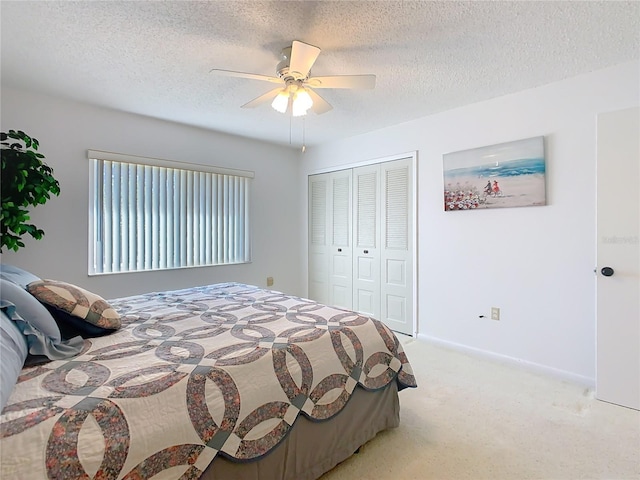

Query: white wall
[[1, 87, 303, 299], [2, 62, 638, 383], [299, 61, 640, 384]]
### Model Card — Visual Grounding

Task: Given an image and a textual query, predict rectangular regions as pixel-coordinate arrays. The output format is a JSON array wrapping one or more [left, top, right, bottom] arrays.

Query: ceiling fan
[[210, 40, 376, 116]]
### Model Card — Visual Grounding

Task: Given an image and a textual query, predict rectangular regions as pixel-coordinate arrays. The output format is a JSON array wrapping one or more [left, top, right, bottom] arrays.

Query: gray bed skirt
[[202, 381, 400, 480]]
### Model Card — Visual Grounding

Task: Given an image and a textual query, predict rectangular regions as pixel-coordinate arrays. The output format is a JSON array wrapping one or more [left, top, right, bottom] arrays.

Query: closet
[[308, 156, 415, 336]]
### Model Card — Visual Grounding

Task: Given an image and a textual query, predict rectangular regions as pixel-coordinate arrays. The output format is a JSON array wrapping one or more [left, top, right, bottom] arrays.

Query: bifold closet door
[[352, 164, 381, 320], [380, 158, 413, 336], [352, 159, 413, 335], [309, 157, 414, 336], [328, 170, 353, 310], [308, 173, 330, 305], [308, 170, 353, 310]]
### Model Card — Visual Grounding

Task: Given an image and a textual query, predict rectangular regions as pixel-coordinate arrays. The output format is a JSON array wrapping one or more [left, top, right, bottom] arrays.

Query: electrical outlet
[[266, 276, 274, 287], [491, 307, 500, 321]]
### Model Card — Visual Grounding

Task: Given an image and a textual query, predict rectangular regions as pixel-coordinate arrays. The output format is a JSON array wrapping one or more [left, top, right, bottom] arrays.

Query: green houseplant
[[1, 130, 60, 252]]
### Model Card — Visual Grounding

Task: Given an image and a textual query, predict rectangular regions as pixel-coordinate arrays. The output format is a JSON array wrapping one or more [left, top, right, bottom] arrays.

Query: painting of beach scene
[[443, 136, 546, 211]]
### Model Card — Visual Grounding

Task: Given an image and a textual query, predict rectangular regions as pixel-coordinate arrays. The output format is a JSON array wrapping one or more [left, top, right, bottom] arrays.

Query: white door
[[352, 164, 381, 319], [308, 174, 330, 305], [380, 158, 414, 336], [328, 170, 353, 309], [596, 107, 639, 410]]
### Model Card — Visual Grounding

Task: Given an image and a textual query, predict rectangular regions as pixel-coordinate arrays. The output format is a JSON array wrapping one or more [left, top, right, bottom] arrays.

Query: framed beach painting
[[443, 136, 546, 211]]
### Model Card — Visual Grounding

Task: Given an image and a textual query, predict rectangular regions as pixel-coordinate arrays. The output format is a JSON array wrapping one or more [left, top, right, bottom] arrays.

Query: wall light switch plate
[[491, 307, 500, 321], [266, 277, 274, 287]]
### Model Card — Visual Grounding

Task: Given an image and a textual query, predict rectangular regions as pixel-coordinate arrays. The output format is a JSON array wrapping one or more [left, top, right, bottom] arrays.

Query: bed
[[0, 280, 416, 480]]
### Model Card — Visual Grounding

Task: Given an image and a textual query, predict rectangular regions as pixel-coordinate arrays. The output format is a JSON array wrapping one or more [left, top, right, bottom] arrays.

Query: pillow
[[0, 278, 61, 341], [0, 264, 41, 289], [44, 308, 117, 339], [27, 280, 121, 337], [0, 309, 28, 412], [1, 299, 84, 364]]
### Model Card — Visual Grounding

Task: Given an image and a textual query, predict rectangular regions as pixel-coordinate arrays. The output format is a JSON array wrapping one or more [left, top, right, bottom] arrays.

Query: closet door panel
[[381, 158, 413, 335], [328, 171, 353, 309], [308, 174, 330, 305], [352, 164, 381, 320]]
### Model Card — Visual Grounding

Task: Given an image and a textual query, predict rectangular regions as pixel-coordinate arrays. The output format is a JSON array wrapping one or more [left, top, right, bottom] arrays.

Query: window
[[88, 150, 252, 275]]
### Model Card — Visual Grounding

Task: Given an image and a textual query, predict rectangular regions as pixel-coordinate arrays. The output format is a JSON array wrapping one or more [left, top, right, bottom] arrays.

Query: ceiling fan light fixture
[[292, 87, 313, 117], [271, 89, 290, 113]]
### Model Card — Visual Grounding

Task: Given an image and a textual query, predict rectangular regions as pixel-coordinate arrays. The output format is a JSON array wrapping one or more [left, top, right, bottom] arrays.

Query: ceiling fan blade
[[210, 68, 281, 84], [289, 41, 321, 79], [241, 87, 284, 109], [306, 74, 376, 89], [306, 88, 333, 115]]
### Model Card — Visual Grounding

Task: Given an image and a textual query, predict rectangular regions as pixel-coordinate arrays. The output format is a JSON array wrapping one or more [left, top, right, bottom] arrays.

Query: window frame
[[87, 150, 253, 276]]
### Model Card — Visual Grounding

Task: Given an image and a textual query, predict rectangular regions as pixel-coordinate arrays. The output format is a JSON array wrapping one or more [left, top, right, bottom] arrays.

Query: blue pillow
[[0, 299, 84, 364], [0, 278, 61, 341], [0, 309, 28, 412], [0, 264, 41, 289]]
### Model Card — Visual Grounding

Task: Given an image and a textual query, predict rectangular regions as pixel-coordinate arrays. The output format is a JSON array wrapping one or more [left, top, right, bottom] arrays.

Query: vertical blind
[[89, 155, 252, 275]]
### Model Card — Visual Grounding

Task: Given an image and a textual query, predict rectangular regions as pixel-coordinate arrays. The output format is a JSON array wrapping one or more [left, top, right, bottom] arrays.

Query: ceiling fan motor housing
[[277, 46, 306, 81]]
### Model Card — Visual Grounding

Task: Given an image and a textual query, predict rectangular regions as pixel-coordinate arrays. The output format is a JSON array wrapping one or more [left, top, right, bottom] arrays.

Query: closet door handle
[[364, 250, 369, 254], [337, 248, 342, 252]]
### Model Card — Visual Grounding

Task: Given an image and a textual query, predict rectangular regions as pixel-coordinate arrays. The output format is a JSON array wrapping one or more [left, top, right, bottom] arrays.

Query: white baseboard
[[417, 334, 595, 388]]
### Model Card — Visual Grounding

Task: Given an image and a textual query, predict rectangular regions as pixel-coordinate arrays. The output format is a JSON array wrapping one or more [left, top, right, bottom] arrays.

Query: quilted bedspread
[[0, 283, 416, 479]]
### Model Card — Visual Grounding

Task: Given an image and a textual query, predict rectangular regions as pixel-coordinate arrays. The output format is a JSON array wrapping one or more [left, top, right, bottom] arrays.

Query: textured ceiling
[[1, 1, 639, 149]]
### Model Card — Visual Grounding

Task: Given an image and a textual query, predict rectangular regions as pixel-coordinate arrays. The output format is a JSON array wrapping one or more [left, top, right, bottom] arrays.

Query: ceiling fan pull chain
[[302, 117, 306, 153]]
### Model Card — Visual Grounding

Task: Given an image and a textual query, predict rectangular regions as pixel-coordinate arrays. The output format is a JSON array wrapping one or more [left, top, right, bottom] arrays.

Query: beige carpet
[[320, 337, 640, 480]]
